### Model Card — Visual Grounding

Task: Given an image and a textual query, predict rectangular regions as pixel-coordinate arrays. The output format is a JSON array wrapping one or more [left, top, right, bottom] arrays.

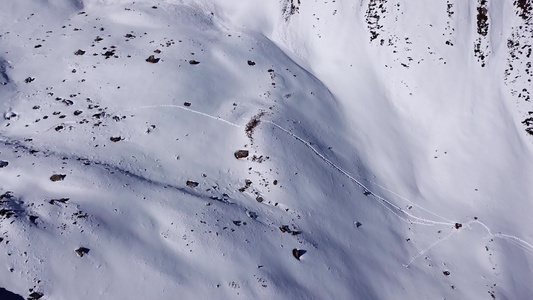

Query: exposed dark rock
[[28, 215, 38, 224], [50, 174, 66, 182], [92, 112, 105, 119], [234, 150, 249, 159], [0, 191, 13, 200], [292, 248, 304, 260], [247, 60, 256, 66], [28, 291, 43, 300], [74, 49, 85, 55], [110, 136, 122, 142], [189, 60, 200, 65], [24, 77, 34, 83], [4, 112, 17, 120], [146, 55, 160, 63], [0, 161, 8, 168], [183, 102, 191, 107], [186, 180, 199, 187], [245, 112, 264, 141], [75, 247, 90, 257], [443, 270, 451, 276], [279, 225, 290, 233], [246, 211, 257, 219], [49, 198, 69, 205], [0, 209, 14, 218], [103, 50, 115, 59]]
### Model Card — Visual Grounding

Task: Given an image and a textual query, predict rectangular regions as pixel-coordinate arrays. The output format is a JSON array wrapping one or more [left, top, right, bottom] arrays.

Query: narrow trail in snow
[[107, 105, 533, 266], [263, 120, 533, 266], [265, 120, 453, 226], [111, 104, 241, 128]]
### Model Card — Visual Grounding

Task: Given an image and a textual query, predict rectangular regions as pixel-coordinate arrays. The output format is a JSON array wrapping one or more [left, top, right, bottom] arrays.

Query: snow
[[1, 0, 533, 299]]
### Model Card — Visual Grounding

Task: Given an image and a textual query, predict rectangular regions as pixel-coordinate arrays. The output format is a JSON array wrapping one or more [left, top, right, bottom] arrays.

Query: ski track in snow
[[262, 121, 533, 266], [111, 104, 241, 128], [86, 105, 533, 266]]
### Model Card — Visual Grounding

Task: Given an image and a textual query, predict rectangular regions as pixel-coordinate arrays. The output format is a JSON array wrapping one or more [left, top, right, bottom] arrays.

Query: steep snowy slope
[[0, 0, 532, 299]]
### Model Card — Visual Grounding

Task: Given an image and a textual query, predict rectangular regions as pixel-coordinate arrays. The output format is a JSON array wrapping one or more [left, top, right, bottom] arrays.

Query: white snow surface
[[1, 0, 533, 299]]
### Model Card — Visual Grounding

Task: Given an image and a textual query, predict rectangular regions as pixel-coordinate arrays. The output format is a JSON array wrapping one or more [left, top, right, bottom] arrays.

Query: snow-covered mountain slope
[[1, 0, 532, 299]]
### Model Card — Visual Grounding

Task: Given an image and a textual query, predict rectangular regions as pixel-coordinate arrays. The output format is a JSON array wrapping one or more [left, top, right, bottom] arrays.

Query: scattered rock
[[74, 49, 86, 55], [0, 161, 8, 168], [245, 112, 265, 141], [4, 111, 17, 120], [110, 136, 122, 142], [92, 112, 105, 119], [75, 247, 90, 257], [279, 225, 300, 235], [246, 211, 257, 219], [146, 55, 160, 63], [125, 33, 135, 38], [189, 60, 200, 65], [50, 174, 66, 182], [354, 221, 362, 228], [146, 124, 156, 134], [49, 198, 69, 205], [443, 270, 451, 276], [154, 49, 161, 53], [183, 102, 191, 107], [256, 196, 264, 203], [0, 209, 14, 218], [73, 110, 83, 116], [34, 44, 42, 48], [279, 225, 290, 233], [234, 150, 249, 159], [28, 215, 38, 224], [0, 191, 13, 200], [455, 223, 462, 229], [186, 180, 199, 187], [103, 50, 115, 59], [247, 60, 256, 66], [54, 125, 64, 132], [292, 248, 304, 260], [24, 77, 35, 83], [28, 291, 43, 300], [62, 99, 74, 106]]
